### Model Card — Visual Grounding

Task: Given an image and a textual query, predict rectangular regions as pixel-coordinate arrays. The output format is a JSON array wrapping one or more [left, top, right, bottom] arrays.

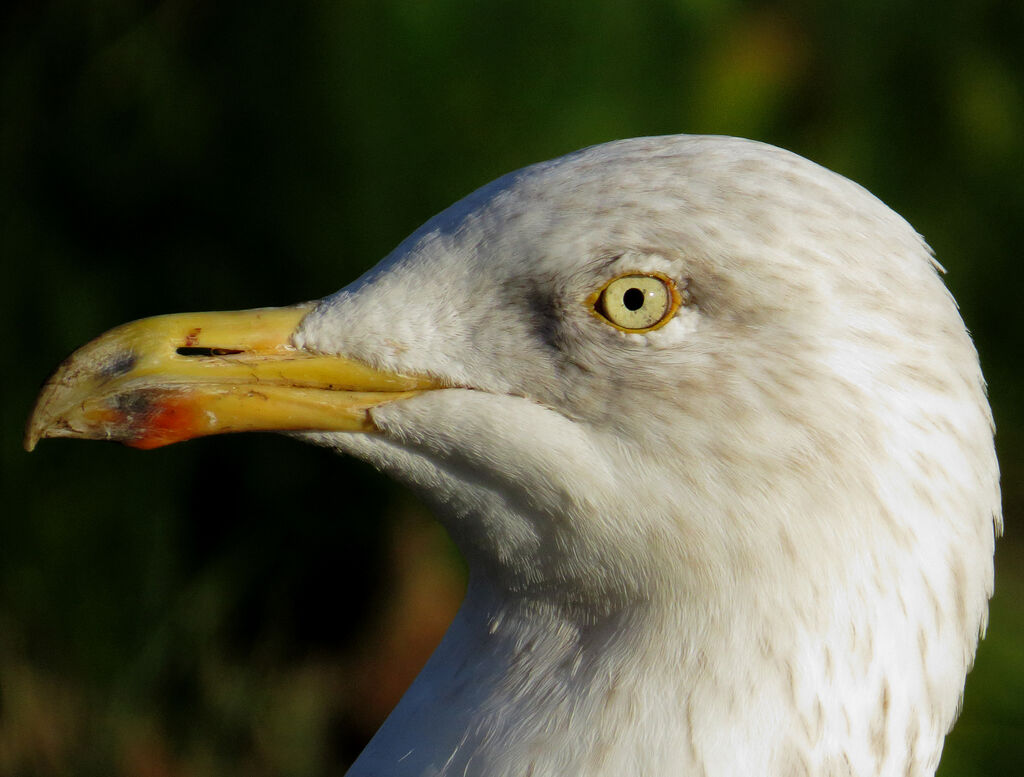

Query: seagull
[[26, 135, 1000, 777]]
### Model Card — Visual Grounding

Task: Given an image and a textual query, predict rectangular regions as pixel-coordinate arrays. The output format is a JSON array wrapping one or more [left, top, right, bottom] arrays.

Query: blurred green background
[[2, 1, 1022, 775]]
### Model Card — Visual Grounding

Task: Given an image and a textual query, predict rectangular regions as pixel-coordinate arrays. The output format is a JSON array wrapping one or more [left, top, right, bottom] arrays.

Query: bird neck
[[346, 553, 952, 777]]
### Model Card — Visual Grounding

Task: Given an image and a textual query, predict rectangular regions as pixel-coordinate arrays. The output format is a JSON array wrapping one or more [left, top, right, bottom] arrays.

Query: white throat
[[346, 532, 966, 777]]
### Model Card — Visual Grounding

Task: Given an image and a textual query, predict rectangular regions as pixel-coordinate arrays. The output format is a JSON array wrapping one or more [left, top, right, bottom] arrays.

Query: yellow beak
[[24, 303, 439, 451]]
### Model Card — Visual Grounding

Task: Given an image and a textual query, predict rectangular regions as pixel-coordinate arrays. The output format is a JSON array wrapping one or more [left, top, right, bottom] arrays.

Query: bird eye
[[592, 273, 680, 332]]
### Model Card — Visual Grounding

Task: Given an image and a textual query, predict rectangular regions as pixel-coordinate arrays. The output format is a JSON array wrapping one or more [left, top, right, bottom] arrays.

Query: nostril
[[176, 347, 245, 357]]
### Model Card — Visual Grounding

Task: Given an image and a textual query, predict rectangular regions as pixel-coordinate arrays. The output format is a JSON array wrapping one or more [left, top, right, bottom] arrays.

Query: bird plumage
[[27, 134, 1000, 776], [293, 136, 999, 776]]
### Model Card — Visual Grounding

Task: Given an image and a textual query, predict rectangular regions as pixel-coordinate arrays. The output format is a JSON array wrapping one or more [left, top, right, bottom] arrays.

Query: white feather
[[294, 135, 1000, 777]]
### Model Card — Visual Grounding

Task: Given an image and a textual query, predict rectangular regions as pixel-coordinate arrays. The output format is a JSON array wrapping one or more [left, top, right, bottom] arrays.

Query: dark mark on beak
[[100, 351, 138, 378], [176, 347, 245, 357]]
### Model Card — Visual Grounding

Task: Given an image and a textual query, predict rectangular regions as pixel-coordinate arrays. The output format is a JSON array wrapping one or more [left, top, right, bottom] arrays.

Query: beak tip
[[24, 411, 59, 452], [24, 401, 47, 452], [24, 381, 65, 452]]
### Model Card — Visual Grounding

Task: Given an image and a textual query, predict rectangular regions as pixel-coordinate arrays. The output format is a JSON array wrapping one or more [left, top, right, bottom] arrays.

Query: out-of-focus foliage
[[1, 1, 1021, 775]]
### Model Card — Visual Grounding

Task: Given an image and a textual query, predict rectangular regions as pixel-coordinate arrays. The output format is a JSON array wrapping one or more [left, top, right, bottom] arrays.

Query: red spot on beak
[[124, 396, 204, 450]]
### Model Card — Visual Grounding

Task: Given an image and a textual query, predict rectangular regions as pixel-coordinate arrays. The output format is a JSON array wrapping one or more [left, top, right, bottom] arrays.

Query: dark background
[[2, 2, 1022, 775]]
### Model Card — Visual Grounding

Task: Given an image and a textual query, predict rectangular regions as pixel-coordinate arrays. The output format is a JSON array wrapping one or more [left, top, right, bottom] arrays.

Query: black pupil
[[622, 287, 646, 311]]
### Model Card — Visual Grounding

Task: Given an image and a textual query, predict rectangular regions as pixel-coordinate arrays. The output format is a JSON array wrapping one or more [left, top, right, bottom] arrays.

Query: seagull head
[[26, 136, 1000, 777]]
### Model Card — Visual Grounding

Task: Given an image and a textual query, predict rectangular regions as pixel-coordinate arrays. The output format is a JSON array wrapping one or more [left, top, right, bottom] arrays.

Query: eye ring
[[588, 272, 682, 332]]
